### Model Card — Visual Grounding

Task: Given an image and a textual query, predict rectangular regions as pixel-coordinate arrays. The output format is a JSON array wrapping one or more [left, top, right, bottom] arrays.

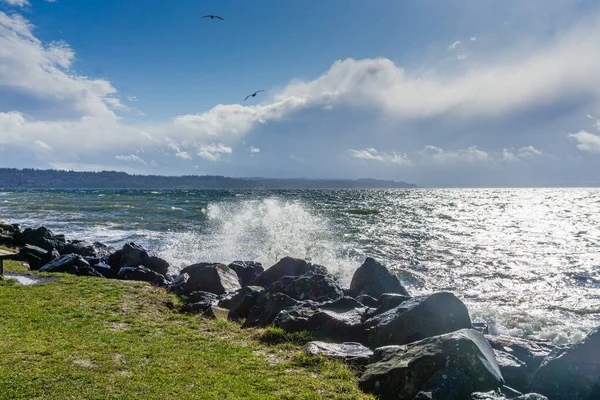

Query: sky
[[1, 0, 600, 187]]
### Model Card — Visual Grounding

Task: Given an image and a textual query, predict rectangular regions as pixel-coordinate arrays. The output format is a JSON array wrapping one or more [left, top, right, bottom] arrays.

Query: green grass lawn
[[0, 259, 373, 400]]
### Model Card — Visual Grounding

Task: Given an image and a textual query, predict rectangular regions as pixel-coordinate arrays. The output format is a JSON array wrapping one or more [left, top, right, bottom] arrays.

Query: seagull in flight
[[244, 90, 265, 101], [202, 15, 224, 20]]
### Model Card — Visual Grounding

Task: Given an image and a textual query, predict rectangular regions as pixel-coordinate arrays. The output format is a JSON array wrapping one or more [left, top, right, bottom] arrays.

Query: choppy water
[[1, 188, 599, 343]]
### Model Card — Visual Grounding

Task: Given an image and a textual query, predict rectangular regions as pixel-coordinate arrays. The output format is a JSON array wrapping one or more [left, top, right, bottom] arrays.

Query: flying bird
[[202, 15, 224, 20], [244, 90, 265, 101]]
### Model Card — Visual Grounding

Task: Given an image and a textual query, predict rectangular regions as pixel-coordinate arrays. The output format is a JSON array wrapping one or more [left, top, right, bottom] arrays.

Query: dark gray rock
[[218, 286, 265, 320], [92, 241, 115, 258], [166, 273, 189, 295], [377, 293, 411, 313], [303, 341, 373, 365], [359, 329, 504, 400], [471, 391, 548, 400], [187, 290, 219, 305], [275, 297, 367, 343], [266, 273, 344, 302], [355, 294, 378, 308], [242, 292, 299, 328], [250, 257, 328, 288], [347, 257, 409, 298], [21, 226, 65, 252], [485, 335, 555, 382], [19, 244, 59, 270], [473, 322, 490, 335], [90, 261, 117, 279], [530, 326, 600, 400], [0, 234, 14, 246], [106, 250, 123, 271], [116, 265, 169, 286], [120, 243, 150, 268], [227, 261, 264, 287], [364, 292, 472, 348], [183, 263, 241, 295], [494, 350, 528, 393], [145, 256, 170, 276], [60, 240, 97, 257], [39, 254, 104, 277], [414, 368, 475, 400]]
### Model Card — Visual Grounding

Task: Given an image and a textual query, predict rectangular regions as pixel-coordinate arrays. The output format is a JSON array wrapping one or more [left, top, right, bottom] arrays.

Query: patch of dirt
[[72, 359, 96, 368]]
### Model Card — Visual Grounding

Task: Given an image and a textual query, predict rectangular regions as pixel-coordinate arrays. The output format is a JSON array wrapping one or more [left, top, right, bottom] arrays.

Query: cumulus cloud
[[569, 131, 600, 154], [2, 0, 29, 7], [197, 143, 232, 161], [448, 40, 462, 50], [501, 146, 543, 162], [349, 148, 411, 165], [249, 146, 260, 154], [420, 145, 493, 164], [166, 139, 192, 160]]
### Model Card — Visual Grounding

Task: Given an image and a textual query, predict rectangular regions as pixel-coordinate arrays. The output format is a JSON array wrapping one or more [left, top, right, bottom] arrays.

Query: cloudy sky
[[1, 0, 600, 187]]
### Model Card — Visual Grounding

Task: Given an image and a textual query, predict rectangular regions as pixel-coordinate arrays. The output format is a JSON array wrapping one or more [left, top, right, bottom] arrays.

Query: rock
[[250, 257, 328, 288], [227, 261, 264, 287], [19, 244, 59, 270], [275, 297, 367, 343], [414, 368, 475, 400], [39, 254, 103, 277], [203, 306, 230, 320], [266, 273, 343, 302], [183, 263, 241, 295], [218, 286, 265, 320], [167, 273, 189, 295], [471, 391, 548, 400], [356, 294, 378, 308], [242, 292, 299, 328], [530, 326, 600, 400], [473, 322, 490, 335], [90, 261, 116, 279], [0, 234, 14, 246], [116, 265, 170, 286], [21, 226, 65, 252], [485, 335, 555, 382], [0, 222, 15, 232], [92, 241, 115, 258], [145, 256, 170, 276], [60, 240, 98, 257], [359, 329, 504, 400], [187, 291, 220, 305], [303, 341, 373, 365], [494, 350, 528, 393], [106, 250, 123, 271], [376, 293, 412, 314], [347, 257, 409, 298], [364, 292, 472, 348], [120, 242, 150, 268]]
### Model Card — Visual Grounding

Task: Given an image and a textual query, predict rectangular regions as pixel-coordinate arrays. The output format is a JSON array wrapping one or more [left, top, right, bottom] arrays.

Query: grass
[[0, 259, 373, 400]]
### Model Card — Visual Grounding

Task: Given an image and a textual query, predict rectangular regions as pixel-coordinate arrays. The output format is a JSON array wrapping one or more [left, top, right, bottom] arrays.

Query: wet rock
[[0, 223, 15, 232], [19, 244, 59, 270], [356, 294, 378, 308], [242, 292, 299, 328], [376, 293, 411, 313], [485, 335, 555, 382], [473, 322, 490, 335], [218, 286, 265, 320], [250, 257, 328, 288], [0, 234, 14, 246], [359, 329, 504, 400], [347, 257, 409, 299], [21, 226, 65, 252], [470, 391, 548, 400], [60, 240, 98, 257], [530, 326, 600, 400], [413, 368, 475, 400], [187, 291, 219, 304], [493, 350, 528, 393], [39, 254, 103, 277], [116, 265, 170, 286], [183, 263, 241, 295], [167, 273, 189, 295], [90, 261, 116, 279], [145, 256, 170, 276], [303, 341, 373, 365], [227, 261, 264, 287], [266, 273, 344, 302], [106, 250, 123, 271], [120, 242, 150, 268], [275, 297, 367, 343], [364, 292, 472, 348]]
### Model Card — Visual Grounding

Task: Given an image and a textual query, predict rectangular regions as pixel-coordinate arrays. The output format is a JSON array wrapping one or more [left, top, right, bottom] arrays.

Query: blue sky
[[1, 0, 600, 186]]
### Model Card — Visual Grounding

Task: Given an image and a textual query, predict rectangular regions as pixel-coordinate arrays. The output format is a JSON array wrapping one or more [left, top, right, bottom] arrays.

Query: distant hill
[[0, 168, 417, 189]]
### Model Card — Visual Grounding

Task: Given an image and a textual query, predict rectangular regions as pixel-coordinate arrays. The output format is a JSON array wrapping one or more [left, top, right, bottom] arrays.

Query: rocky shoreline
[[1, 222, 599, 400]]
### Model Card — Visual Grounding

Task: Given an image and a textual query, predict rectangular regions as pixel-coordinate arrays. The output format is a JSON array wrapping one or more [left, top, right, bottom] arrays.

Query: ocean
[[1, 188, 599, 344]]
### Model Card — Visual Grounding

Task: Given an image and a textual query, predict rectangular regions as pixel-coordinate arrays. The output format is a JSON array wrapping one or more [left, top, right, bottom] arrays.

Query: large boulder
[[106, 250, 123, 271], [275, 297, 367, 343], [218, 286, 265, 320], [227, 261, 264, 287], [166, 273, 189, 295], [39, 254, 103, 277], [530, 326, 600, 400], [242, 292, 299, 328], [414, 368, 476, 400], [364, 292, 472, 348], [303, 341, 373, 365], [249, 257, 328, 288], [60, 240, 98, 257], [145, 256, 170, 276], [120, 242, 150, 267], [20, 226, 65, 252], [182, 263, 241, 295], [92, 241, 115, 258], [116, 265, 170, 286], [493, 350, 528, 393], [266, 273, 344, 302], [359, 329, 504, 400], [19, 244, 59, 270], [347, 257, 409, 298]]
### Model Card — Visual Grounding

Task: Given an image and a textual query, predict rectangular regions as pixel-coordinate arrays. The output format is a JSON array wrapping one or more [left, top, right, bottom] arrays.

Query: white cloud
[[2, 0, 29, 7], [587, 114, 600, 131], [128, 96, 138, 102], [115, 154, 147, 164], [457, 54, 467, 60], [470, 37, 477, 42], [420, 145, 493, 164], [349, 148, 411, 165], [197, 143, 232, 161], [166, 139, 192, 160], [34, 140, 53, 151], [517, 145, 542, 158], [249, 146, 260, 154], [448, 40, 462, 50], [569, 130, 600, 154], [501, 146, 543, 162]]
